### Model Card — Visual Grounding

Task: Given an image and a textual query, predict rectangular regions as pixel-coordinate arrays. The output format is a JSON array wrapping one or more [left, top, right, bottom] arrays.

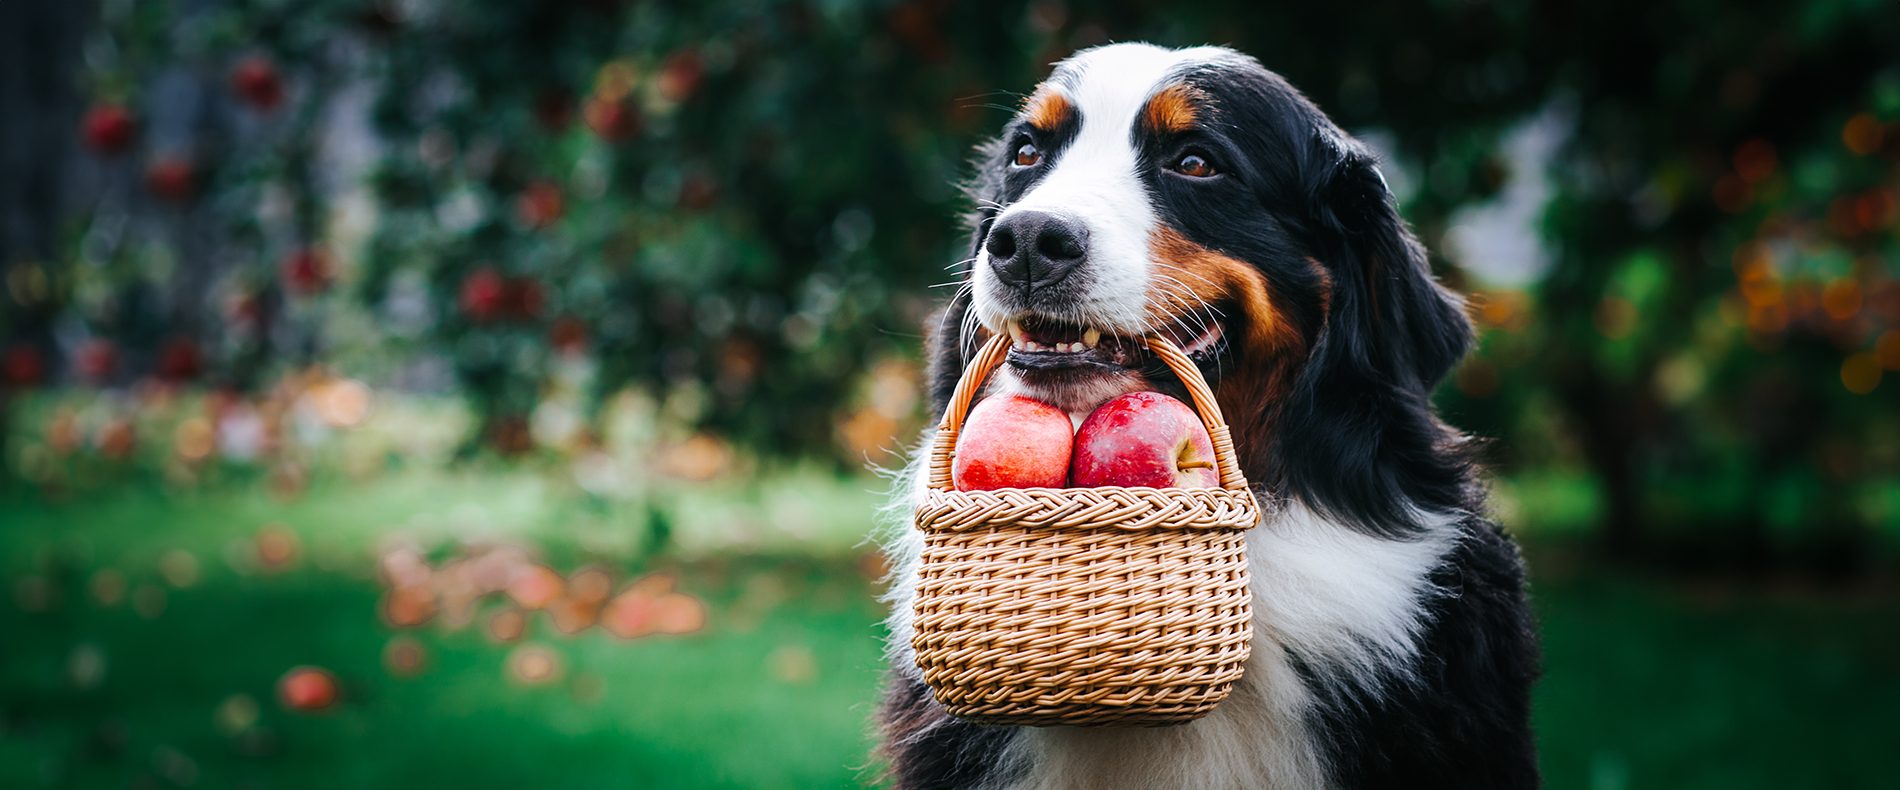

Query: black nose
[[985, 211, 1088, 292]]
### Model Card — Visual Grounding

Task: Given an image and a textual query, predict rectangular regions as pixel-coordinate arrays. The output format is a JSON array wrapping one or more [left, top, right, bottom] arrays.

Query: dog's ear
[[1313, 137, 1472, 393], [1273, 132, 1478, 534]]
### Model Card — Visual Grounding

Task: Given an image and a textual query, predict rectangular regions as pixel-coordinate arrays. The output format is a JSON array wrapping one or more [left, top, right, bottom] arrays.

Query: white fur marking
[[972, 43, 1227, 337]]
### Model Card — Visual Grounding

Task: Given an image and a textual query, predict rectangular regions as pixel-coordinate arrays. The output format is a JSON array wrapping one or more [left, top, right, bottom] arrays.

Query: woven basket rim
[[925, 332, 1259, 530], [916, 486, 1258, 533]]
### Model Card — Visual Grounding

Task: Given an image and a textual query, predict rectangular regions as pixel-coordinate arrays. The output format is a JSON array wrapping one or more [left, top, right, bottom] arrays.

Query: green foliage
[[7, 0, 1900, 558]]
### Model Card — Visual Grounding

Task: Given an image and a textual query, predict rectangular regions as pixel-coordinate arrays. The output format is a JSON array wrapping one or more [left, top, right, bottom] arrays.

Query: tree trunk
[[1554, 368, 1646, 561]]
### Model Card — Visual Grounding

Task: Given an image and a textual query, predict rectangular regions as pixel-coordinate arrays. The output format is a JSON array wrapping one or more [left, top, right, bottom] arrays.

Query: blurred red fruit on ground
[[254, 524, 301, 570], [506, 565, 564, 610], [277, 666, 338, 711]]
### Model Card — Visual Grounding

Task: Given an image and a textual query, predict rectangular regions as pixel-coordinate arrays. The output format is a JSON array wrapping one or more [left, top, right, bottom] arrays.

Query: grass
[[3, 469, 1897, 788]]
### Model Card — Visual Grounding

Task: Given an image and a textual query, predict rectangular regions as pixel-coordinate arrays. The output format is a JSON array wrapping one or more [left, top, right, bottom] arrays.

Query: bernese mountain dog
[[876, 43, 1540, 789]]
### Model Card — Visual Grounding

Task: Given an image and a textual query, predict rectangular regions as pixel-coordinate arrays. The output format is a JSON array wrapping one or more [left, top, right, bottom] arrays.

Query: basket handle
[[926, 332, 1250, 493]]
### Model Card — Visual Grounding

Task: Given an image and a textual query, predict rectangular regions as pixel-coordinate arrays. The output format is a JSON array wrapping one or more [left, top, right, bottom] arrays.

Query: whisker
[[957, 290, 984, 356], [1151, 275, 1221, 332], [935, 282, 974, 348], [1155, 261, 1224, 293], [1148, 274, 1226, 371]]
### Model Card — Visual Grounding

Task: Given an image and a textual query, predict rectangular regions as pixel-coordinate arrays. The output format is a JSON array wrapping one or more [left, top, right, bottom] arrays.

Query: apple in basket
[[952, 395, 1072, 491], [1071, 392, 1220, 488]]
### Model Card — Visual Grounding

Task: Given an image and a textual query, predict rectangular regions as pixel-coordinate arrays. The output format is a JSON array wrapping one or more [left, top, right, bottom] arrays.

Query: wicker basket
[[911, 333, 1261, 727]]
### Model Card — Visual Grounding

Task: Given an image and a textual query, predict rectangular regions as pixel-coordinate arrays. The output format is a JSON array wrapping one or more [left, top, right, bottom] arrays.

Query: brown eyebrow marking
[[1023, 86, 1072, 131], [1142, 83, 1208, 135]]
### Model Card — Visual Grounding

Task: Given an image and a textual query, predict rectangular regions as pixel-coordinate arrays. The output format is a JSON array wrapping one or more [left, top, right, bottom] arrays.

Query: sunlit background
[[2, 1, 1898, 788]]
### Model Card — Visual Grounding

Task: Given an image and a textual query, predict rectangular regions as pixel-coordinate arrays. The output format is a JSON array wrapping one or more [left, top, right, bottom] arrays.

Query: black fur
[[1145, 60, 1481, 539], [884, 46, 1539, 790], [1300, 517, 1541, 788], [880, 675, 1025, 789]]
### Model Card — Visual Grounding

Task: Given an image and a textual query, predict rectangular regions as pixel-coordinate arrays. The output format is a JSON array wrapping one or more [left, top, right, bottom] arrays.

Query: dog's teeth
[[1082, 328, 1101, 348], [1006, 321, 1032, 350], [1055, 342, 1073, 353], [1024, 340, 1045, 352]]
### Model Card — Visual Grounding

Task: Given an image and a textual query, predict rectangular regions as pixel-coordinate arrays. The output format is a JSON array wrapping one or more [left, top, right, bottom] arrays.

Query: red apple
[[230, 55, 285, 111], [76, 340, 118, 382], [281, 248, 332, 295], [583, 96, 640, 142], [1071, 392, 1220, 488], [277, 666, 339, 711], [515, 181, 564, 229], [459, 267, 507, 321], [156, 338, 202, 381], [4, 344, 44, 386], [952, 395, 1072, 490], [81, 104, 136, 155], [656, 49, 704, 102], [144, 156, 195, 203]]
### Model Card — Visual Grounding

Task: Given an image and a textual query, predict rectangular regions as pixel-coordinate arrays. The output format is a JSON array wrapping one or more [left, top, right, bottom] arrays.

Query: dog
[[876, 43, 1540, 789]]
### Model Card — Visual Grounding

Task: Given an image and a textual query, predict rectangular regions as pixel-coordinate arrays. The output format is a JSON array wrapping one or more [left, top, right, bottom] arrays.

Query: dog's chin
[[1001, 363, 1148, 416]]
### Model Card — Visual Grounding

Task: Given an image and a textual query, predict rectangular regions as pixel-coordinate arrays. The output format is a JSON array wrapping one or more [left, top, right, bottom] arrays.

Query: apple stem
[[1178, 460, 1214, 470]]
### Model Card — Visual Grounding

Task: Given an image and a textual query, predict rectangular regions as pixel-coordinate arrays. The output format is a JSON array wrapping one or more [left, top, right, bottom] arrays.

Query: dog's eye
[[1013, 143, 1042, 168], [1172, 153, 1217, 178]]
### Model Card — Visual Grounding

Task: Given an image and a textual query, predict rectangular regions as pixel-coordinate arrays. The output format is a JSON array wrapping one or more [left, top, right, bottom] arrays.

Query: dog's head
[[933, 43, 1476, 533]]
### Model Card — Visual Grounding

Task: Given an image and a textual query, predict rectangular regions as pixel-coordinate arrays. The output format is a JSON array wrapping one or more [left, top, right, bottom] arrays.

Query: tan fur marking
[[1150, 228, 1307, 480], [1142, 83, 1206, 135], [1023, 87, 1072, 131], [1305, 256, 1335, 324]]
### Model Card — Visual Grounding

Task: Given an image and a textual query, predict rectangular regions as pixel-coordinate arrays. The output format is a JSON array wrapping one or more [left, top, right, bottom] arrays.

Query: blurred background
[[2, 0, 1898, 787]]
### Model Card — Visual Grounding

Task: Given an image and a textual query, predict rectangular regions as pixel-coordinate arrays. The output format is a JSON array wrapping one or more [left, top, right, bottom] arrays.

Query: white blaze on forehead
[[974, 43, 1227, 336]]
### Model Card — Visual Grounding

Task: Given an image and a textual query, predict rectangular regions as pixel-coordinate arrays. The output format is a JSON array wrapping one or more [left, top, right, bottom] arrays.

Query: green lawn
[[2, 471, 1895, 788]]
